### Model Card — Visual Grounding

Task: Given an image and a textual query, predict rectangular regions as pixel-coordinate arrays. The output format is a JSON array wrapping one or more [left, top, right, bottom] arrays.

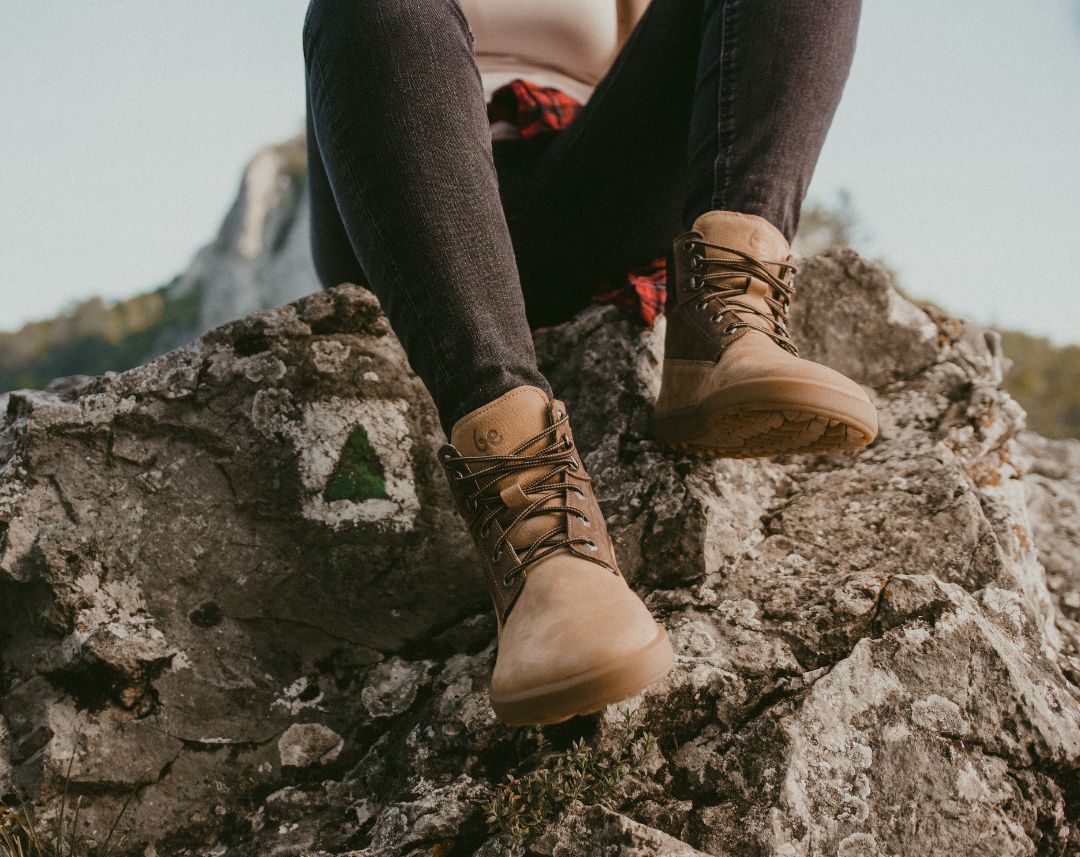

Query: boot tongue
[[450, 386, 566, 551], [691, 210, 790, 326]]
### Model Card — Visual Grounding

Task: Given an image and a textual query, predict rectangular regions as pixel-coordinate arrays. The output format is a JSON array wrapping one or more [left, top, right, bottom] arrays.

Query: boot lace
[[446, 411, 597, 587], [683, 238, 799, 356]]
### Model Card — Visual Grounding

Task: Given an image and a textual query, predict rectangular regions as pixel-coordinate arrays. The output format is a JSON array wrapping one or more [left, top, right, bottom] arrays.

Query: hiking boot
[[653, 210, 878, 457], [438, 385, 673, 726]]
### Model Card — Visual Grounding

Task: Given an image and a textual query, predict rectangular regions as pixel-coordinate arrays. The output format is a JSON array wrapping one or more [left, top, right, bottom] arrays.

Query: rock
[[787, 249, 943, 387], [278, 723, 344, 768], [1018, 430, 1080, 685], [2, 168, 1078, 855]]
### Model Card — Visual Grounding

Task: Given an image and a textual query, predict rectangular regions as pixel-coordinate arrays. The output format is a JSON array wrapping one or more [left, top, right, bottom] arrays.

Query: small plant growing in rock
[[483, 707, 657, 842]]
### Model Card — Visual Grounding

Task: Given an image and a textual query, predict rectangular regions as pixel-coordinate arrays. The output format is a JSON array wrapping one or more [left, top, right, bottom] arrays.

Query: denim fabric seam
[[711, 0, 741, 210], [447, 0, 476, 49], [304, 33, 455, 400]]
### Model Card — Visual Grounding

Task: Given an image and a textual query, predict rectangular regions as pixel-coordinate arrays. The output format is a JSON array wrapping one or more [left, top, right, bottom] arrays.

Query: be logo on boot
[[472, 426, 503, 452]]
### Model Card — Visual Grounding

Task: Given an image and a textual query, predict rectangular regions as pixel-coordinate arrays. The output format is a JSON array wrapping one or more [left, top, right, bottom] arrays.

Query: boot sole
[[489, 627, 674, 726], [653, 377, 878, 458]]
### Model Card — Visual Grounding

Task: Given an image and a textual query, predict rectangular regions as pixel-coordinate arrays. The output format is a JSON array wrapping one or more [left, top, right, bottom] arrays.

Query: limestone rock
[[278, 723, 344, 768], [1018, 430, 1080, 685], [2, 193, 1078, 854]]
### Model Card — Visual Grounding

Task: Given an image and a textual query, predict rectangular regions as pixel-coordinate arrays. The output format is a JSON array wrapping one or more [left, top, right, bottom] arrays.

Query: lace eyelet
[[572, 486, 585, 498], [682, 239, 696, 252], [502, 571, 515, 587], [687, 276, 700, 292], [721, 324, 739, 337], [568, 458, 580, 471], [440, 450, 454, 462], [479, 521, 489, 538], [696, 299, 709, 311], [583, 539, 598, 551], [710, 313, 723, 324], [492, 548, 502, 563], [466, 497, 478, 511], [690, 254, 704, 271], [580, 514, 590, 527]]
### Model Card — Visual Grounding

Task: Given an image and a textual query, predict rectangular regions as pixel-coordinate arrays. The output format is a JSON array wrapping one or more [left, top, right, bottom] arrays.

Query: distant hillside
[[0, 133, 309, 395], [0, 278, 202, 392], [998, 330, 1080, 439], [1, 143, 1075, 439]]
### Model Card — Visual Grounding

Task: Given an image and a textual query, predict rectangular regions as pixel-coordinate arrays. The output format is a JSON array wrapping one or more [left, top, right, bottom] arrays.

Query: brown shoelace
[[683, 237, 799, 356], [447, 411, 598, 587]]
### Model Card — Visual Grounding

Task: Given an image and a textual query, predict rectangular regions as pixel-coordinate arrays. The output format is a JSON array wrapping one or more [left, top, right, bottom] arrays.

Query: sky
[[2, 0, 1079, 344]]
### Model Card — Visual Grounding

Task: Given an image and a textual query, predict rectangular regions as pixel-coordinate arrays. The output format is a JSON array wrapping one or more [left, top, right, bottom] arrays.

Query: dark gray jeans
[[302, 0, 861, 435]]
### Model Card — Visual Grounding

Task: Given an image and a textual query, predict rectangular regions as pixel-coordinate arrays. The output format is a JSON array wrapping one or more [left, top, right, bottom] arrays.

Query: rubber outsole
[[659, 406, 874, 458], [653, 375, 879, 458], [490, 628, 675, 726]]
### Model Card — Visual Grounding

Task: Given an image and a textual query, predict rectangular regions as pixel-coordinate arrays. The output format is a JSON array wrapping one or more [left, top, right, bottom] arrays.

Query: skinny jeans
[[302, 0, 861, 434]]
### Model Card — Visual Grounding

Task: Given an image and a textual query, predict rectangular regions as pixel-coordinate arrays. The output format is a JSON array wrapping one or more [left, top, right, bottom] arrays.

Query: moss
[[324, 425, 389, 501]]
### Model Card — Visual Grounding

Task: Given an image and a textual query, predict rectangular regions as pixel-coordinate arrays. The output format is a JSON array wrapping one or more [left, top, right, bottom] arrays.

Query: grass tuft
[[1, 733, 141, 857], [482, 707, 657, 843]]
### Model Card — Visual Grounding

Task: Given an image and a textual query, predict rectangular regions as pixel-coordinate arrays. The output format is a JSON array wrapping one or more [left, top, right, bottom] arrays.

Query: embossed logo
[[472, 426, 503, 452]]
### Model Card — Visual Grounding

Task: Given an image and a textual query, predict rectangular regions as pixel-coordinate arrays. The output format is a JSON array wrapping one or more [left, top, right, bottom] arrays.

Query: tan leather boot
[[438, 386, 673, 725], [653, 210, 878, 457]]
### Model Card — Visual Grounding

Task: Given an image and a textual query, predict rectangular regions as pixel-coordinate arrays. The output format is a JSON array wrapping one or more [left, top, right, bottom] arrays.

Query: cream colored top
[[458, 0, 650, 105]]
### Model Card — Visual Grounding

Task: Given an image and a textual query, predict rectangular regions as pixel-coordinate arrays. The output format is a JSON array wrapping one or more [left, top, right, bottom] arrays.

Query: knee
[[303, 0, 469, 61]]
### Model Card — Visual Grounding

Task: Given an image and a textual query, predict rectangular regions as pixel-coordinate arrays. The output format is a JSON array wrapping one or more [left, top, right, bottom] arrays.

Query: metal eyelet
[[440, 450, 454, 461], [696, 299, 709, 311], [721, 324, 739, 337], [466, 497, 478, 511], [479, 520, 489, 538], [502, 572, 514, 587], [687, 276, 700, 292], [568, 458, 580, 471], [572, 486, 586, 498], [583, 539, 598, 551], [710, 313, 723, 324], [682, 239, 696, 252], [580, 514, 590, 528], [492, 548, 502, 563], [690, 254, 704, 271]]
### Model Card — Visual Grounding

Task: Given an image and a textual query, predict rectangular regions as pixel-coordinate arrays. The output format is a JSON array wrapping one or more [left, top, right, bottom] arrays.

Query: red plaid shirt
[[488, 79, 667, 326]]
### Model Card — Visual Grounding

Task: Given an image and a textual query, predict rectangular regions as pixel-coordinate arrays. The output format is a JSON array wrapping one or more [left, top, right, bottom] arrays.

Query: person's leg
[[302, 0, 550, 437], [506, 0, 861, 326], [304, 90, 366, 293], [505, 0, 874, 457], [682, 0, 862, 240], [302, 0, 671, 726]]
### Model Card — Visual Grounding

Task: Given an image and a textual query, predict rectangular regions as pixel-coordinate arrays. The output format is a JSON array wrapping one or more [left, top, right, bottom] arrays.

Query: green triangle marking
[[324, 424, 389, 501]]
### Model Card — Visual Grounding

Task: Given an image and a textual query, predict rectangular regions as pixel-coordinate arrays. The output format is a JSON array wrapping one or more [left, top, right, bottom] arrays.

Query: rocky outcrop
[[169, 135, 316, 337], [2, 240, 1078, 856]]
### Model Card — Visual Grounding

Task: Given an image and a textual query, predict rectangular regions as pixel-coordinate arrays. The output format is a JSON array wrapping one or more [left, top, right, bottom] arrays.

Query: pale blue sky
[[2, 1, 1079, 343]]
